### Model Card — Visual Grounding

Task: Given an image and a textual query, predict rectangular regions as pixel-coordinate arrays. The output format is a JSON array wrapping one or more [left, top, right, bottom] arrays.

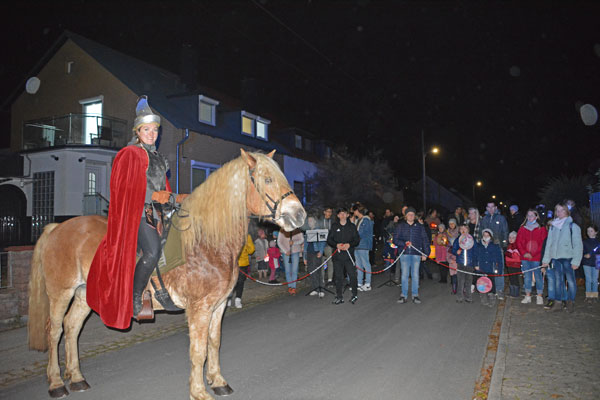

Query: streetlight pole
[[421, 129, 426, 214]]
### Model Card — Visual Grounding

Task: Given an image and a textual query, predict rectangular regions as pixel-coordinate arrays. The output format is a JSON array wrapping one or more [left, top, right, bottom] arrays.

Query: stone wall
[[0, 246, 33, 326]]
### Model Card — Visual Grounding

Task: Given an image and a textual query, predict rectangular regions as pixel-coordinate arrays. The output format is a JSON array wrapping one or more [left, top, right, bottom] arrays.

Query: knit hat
[[509, 205, 519, 213], [405, 206, 417, 215], [481, 228, 494, 237], [448, 218, 457, 226]]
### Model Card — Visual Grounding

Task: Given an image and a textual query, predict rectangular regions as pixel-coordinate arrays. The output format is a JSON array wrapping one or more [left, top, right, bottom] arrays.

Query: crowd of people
[[231, 198, 599, 313]]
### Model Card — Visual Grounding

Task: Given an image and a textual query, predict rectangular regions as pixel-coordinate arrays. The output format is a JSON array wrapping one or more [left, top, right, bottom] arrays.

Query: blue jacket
[[393, 221, 431, 257], [304, 238, 326, 258], [480, 210, 509, 248], [356, 216, 374, 250], [451, 237, 476, 267], [474, 241, 503, 274]]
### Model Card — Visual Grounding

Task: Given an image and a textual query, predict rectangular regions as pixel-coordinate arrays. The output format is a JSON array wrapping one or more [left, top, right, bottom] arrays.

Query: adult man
[[320, 207, 335, 287], [327, 207, 361, 304], [508, 205, 522, 234], [480, 201, 509, 299], [448, 206, 465, 226], [352, 204, 374, 291], [393, 207, 431, 304]]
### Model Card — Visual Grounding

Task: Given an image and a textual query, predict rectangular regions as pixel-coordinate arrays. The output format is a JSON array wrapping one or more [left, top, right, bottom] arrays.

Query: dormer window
[[294, 134, 302, 149], [241, 111, 269, 141], [198, 95, 219, 126]]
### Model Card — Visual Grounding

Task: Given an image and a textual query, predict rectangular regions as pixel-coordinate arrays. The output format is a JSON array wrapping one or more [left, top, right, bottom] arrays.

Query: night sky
[[2, 1, 600, 210]]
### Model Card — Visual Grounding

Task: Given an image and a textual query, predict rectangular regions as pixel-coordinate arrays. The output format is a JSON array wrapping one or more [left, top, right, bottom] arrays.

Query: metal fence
[[0, 216, 32, 247]]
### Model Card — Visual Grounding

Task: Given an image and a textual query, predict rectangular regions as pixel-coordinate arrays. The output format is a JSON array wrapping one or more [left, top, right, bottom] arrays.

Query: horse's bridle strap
[[248, 167, 294, 220]]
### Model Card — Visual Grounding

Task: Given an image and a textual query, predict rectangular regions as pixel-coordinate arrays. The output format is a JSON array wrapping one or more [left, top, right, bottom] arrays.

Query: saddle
[[137, 202, 188, 320]]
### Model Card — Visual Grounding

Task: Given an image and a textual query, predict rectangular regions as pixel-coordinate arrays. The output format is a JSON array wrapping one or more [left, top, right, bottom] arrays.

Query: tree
[[538, 174, 593, 210], [304, 148, 400, 215]]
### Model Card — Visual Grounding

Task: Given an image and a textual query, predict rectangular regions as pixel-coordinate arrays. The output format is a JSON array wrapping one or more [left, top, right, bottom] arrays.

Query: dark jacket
[[474, 241, 503, 274], [327, 221, 360, 261], [393, 221, 431, 257], [582, 238, 600, 267], [508, 212, 523, 235], [451, 237, 476, 267], [480, 210, 509, 248]]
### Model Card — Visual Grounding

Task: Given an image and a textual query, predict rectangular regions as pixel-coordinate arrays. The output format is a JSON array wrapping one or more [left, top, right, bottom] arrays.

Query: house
[[0, 31, 331, 246]]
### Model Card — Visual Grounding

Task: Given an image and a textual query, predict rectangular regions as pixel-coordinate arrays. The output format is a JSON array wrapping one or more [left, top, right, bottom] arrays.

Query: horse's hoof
[[212, 384, 234, 396], [48, 386, 69, 398], [69, 380, 91, 392]]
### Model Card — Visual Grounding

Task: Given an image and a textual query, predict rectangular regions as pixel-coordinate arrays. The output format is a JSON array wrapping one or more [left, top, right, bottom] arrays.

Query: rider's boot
[[132, 259, 155, 320]]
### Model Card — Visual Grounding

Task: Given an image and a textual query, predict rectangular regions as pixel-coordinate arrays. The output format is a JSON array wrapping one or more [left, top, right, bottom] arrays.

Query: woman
[[304, 216, 326, 297], [541, 203, 584, 313], [582, 225, 599, 303], [87, 96, 188, 328], [277, 228, 304, 295], [516, 209, 548, 305]]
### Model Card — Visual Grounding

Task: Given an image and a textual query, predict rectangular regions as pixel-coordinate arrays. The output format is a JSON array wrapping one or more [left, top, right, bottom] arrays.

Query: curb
[[487, 296, 511, 399]]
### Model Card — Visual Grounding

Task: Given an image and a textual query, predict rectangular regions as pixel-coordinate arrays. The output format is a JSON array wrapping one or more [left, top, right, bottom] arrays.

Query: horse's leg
[[63, 285, 92, 392], [206, 300, 233, 396], [187, 303, 214, 400], [47, 289, 75, 398]]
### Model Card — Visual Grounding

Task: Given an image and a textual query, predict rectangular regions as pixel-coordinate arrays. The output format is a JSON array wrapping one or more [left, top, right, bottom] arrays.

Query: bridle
[[248, 167, 294, 220]]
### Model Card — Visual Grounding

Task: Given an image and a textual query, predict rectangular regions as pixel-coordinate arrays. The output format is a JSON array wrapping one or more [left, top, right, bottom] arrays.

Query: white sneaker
[[536, 295, 544, 305], [362, 284, 372, 291], [309, 290, 318, 296], [234, 297, 242, 309], [471, 284, 475, 293], [357, 285, 365, 292], [318, 291, 325, 298], [227, 298, 232, 307], [521, 295, 531, 304]]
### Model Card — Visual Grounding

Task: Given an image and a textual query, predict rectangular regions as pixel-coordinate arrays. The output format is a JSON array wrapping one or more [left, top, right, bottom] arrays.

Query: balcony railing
[[22, 114, 128, 151], [83, 192, 109, 216]]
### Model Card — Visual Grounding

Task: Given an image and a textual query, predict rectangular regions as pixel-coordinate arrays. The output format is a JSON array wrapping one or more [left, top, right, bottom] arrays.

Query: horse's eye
[[264, 177, 273, 185]]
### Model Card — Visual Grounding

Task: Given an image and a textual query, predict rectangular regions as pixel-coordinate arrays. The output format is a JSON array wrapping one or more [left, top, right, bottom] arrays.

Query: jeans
[[522, 260, 543, 295], [552, 258, 576, 301], [546, 264, 557, 300], [355, 249, 371, 286], [456, 265, 474, 301], [282, 252, 300, 289], [583, 265, 599, 293], [400, 254, 421, 298], [494, 275, 505, 295]]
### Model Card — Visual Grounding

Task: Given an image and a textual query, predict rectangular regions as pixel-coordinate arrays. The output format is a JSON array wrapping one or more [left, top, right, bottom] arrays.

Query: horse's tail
[[27, 223, 59, 352]]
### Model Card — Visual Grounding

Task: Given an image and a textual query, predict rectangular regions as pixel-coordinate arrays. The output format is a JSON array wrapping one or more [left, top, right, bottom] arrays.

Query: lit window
[[87, 172, 96, 194], [242, 116, 254, 136], [198, 95, 219, 126], [256, 118, 270, 141], [295, 134, 302, 149], [80, 97, 103, 145]]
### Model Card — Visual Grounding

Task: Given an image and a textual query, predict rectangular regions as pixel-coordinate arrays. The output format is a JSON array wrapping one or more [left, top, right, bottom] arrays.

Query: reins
[[248, 167, 294, 220]]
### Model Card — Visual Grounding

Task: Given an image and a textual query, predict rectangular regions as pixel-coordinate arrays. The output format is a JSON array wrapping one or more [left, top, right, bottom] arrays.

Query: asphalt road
[[1, 276, 496, 400]]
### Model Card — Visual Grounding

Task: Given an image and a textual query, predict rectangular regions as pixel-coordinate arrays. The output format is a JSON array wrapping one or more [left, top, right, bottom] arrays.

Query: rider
[[87, 96, 187, 329]]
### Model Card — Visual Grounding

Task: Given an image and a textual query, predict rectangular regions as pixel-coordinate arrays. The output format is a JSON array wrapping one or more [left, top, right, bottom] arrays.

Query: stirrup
[[135, 290, 154, 321]]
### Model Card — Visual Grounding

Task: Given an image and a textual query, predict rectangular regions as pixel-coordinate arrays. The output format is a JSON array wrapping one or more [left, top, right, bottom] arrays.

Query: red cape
[[87, 145, 171, 329]]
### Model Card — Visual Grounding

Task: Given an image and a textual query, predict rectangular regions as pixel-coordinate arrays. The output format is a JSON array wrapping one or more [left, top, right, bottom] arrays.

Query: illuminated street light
[[473, 180, 483, 205]]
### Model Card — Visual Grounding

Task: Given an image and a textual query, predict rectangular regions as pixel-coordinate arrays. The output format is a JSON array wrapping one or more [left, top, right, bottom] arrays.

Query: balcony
[[21, 114, 128, 151]]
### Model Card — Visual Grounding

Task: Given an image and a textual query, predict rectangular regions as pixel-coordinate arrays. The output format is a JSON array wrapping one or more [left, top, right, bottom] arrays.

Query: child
[[267, 240, 281, 283], [474, 229, 503, 307], [254, 229, 269, 281], [433, 223, 450, 284], [582, 225, 600, 303], [505, 231, 521, 298], [451, 225, 476, 303]]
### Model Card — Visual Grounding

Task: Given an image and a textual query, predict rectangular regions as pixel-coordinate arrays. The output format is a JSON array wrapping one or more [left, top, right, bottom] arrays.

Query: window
[[80, 96, 103, 145], [294, 134, 302, 149], [191, 161, 220, 189], [304, 138, 312, 152], [198, 95, 219, 126], [241, 111, 269, 140], [293, 181, 305, 205], [32, 171, 54, 241], [87, 172, 96, 194]]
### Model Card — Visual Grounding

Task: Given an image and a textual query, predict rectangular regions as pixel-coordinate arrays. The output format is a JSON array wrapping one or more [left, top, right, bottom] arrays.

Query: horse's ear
[[266, 150, 276, 158], [240, 148, 256, 169]]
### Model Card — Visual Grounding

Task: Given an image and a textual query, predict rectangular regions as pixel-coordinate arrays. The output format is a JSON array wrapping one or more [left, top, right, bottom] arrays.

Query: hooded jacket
[[327, 220, 360, 261], [516, 224, 547, 262], [356, 215, 374, 250], [393, 220, 431, 257], [475, 240, 503, 274], [480, 210, 509, 248]]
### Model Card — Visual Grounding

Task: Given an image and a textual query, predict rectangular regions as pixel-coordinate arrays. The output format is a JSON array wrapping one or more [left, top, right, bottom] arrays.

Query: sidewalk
[[488, 288, 600, 399], [0, 271, 308, 389]]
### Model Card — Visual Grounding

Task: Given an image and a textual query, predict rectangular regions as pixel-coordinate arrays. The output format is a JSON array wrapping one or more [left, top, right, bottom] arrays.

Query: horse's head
[[241, 149, 306, 232]]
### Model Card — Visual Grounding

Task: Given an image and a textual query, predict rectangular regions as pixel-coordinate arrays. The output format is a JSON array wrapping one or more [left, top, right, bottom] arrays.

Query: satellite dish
[[25, 77, 41, 94]]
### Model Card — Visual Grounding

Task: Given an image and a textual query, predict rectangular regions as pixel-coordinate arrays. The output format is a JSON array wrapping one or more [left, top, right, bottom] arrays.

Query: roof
[[10, 30, 290, 155]]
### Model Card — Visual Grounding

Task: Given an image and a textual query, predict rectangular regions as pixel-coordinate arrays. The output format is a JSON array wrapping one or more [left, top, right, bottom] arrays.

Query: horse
[[27, 149, 306, 400]]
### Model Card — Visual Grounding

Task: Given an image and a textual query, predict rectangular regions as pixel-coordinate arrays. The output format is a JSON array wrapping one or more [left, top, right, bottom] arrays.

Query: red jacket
[[87, 145, 171, 330], [505, 242, 521, 268], [516, 225, 548, 262]]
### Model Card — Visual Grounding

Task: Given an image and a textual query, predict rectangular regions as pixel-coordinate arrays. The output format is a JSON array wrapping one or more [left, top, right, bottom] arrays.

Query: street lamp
[[472, 180, 483, 205], [492, 195, 496, 199], [421, 129, 440, 213]]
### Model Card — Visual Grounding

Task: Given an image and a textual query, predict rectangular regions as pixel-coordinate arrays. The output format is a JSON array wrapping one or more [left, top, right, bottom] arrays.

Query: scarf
[[524, 220, 539, 231], [552, 217, 567, 230], [459, 234, 474, 250]]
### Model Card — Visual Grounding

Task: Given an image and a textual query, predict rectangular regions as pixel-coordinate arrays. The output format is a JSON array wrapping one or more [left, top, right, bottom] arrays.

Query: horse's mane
[[180, 151, 289, 252]]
